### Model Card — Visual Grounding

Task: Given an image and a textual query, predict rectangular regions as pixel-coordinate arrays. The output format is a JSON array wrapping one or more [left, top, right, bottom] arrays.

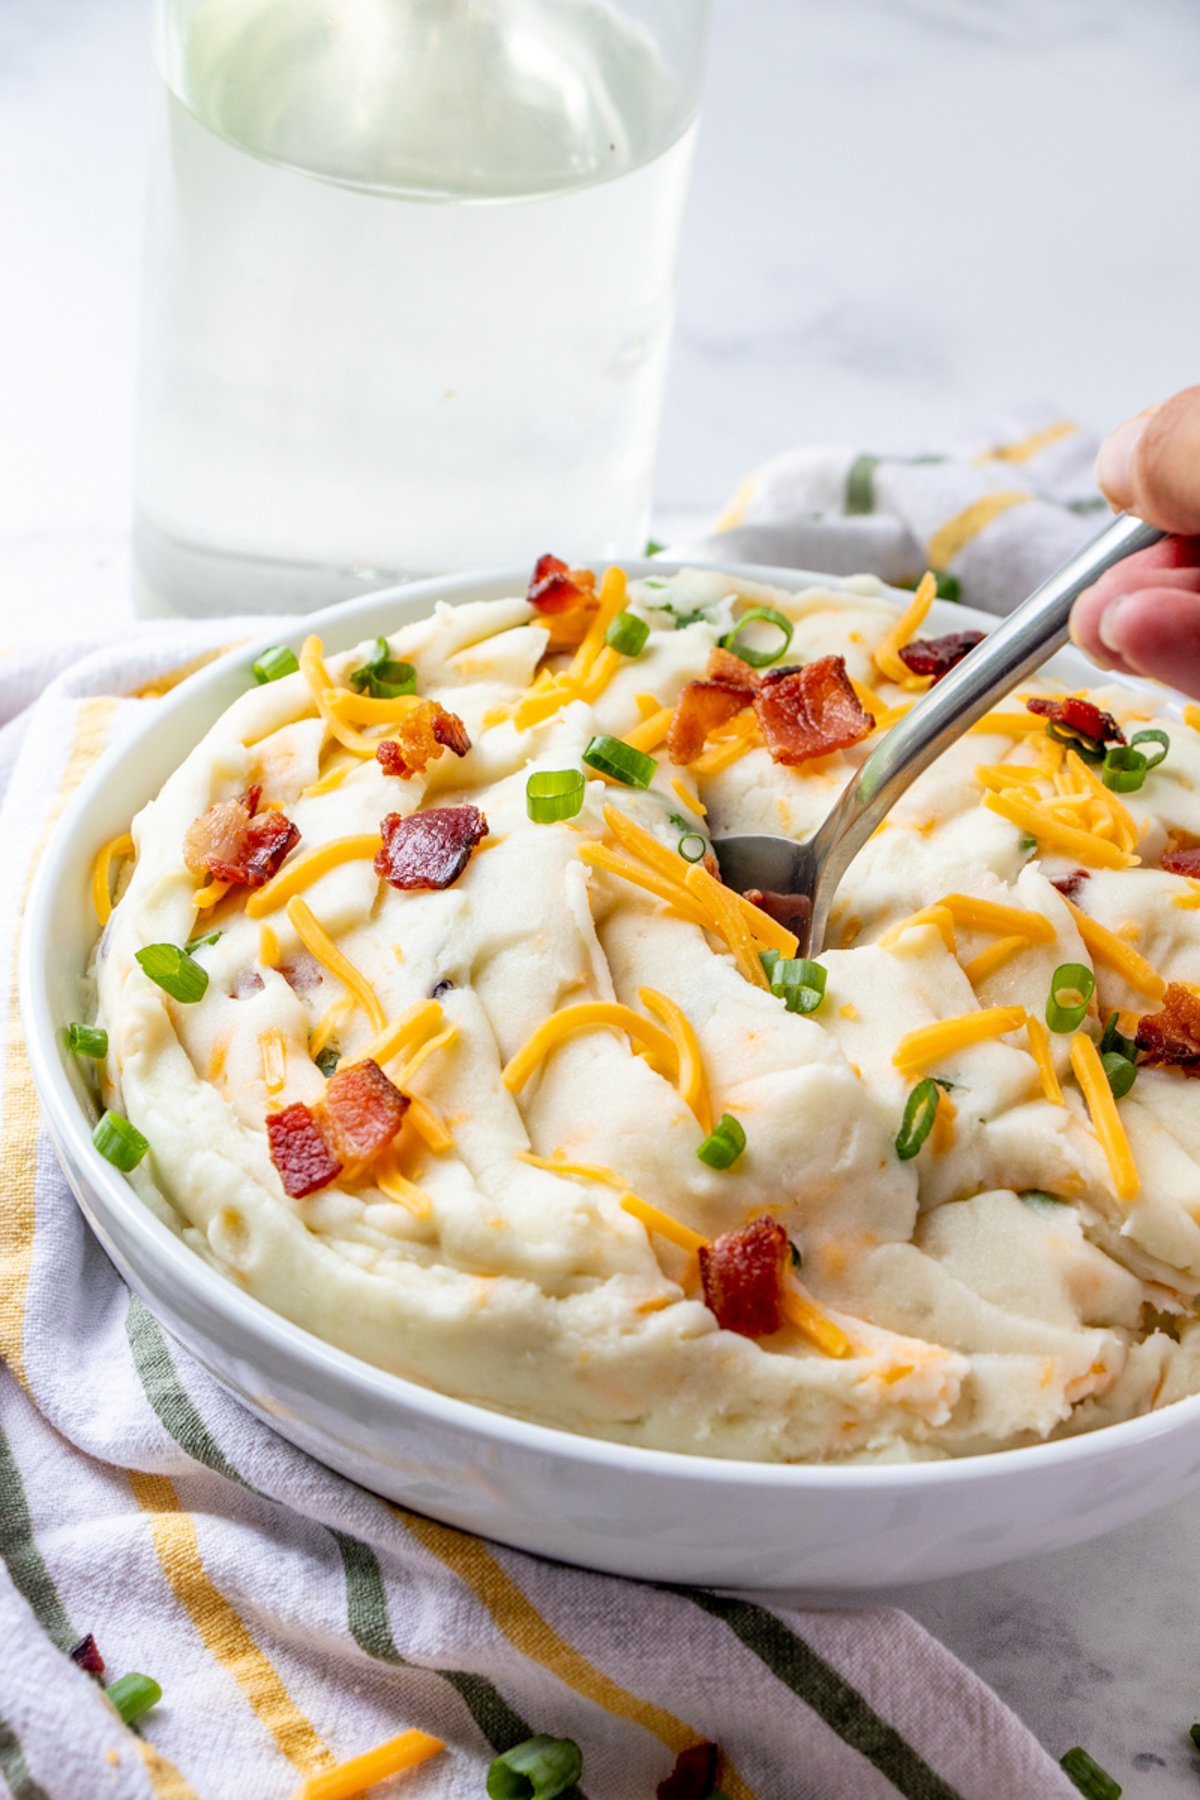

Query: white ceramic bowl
[[23, 562, 1200, 1591]]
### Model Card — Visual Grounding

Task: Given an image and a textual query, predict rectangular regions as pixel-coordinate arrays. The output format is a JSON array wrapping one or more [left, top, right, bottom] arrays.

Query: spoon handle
[[807, 511, 1164, 947]]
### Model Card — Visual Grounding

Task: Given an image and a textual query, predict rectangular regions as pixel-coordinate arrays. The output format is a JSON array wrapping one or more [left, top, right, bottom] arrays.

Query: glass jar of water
[[134, 0, 711, 617]]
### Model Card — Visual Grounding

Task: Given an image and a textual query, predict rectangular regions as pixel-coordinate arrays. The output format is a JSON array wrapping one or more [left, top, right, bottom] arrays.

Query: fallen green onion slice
[[697, 1113, 746, 1170], [251, 645, 299, 685], [1099, 1010, 1137, 1062], [135, 944, 209, 1004], [526, 769, 585, 823], [895, 1079, 940, 1161], [93, 1111, 149, 1172], [1046, 721, 1105, 763], [1130, 727, 1169, 770], [1101, 744, 1147, 793], [67, 1023, 107, 1059], [1059, 1745, 1122, 1799], [719, 604, 794, 669], [677, 832, 707, 863], [105, 1672, 162, 1727], [1101, 1050, 1137, 1099], [770, 956, 827, 1015], [1046, 963, 1095, 1033], [315, 1046, 340, 1078], [604, 609, 650, 657], [183, 929, 222, 955], [486, 1733, 583, 1800], [349, 636, 418, 698], [582, 734, 658, 788]]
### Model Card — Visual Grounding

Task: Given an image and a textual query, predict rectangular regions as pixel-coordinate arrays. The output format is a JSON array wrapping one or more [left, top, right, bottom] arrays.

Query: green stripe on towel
[[845, 453, 881, 515], [0, 1418, 74, 1651], [0, 1718, 52, 1800]]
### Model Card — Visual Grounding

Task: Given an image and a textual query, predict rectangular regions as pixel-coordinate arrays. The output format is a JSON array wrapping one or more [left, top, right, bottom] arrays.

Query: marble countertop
[[5, 0, 1200, 1789]]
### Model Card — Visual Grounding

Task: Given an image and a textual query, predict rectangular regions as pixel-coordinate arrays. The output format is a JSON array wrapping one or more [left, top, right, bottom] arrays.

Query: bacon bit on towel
[[699, 1215, 790, 1338], [375, 806, 489, 891], [1026, 695, 1125, 746], [69, 1635, 105, 1677], [754, 655, 875, 766], [897, 630, 984, 680], [184, 787, 300, 888], [526, 553, 596, 614], [320, 1059, 409, 1167], [376, 701, 472, 779], [266, 1103, 343, 1197], [657, 1741, 721, 1800], [1135, 982, 1200, 1072]]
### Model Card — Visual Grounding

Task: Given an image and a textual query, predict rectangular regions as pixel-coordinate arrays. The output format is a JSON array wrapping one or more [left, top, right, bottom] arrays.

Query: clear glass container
[[133, 0, 712, 616]]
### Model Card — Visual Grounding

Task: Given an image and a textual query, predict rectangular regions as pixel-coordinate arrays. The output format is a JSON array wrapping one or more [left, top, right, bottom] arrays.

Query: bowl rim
[[22, 556, 1200, 1491]]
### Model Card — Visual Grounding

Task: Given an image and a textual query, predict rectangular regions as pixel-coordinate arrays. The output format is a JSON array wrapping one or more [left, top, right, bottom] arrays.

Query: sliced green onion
[[348, 637, 418, 698], [643, 537, 665, 557], [696, 1113, 746, 1170], [1130, 727, 1169, 770], [1190, 1723, 1200, 1752], [1101, 1050, 1137, 1099], [105, 1672, 161, 1727], [1019, 833, 1038, 853], [135, 944, 209, 1004], [251, 645, 299, 684], [1101, 744, 1147, 793], [1059, 1746, 1122, 1799], [93, 1111, 149, 1172], [604, 610, 650, 657], [526, 769, 585, 823], [486, 1733, 583, 1800], [1022, 1189, 1067, 1209], [1046, 721, 1105, 763], [184, 929, 222, 955], [1099, 1011, 1137, 1062], [759, 949, 780, 981], [582, 735, 658, 788], [933, 571, 961, 603], [315, 1046, 340, 1078], [1046, 962, 1095, 1033], [718, 605, 794, 669], [677, 832, 707, 863], [895, 1079, 940, 1161], [789, 1240, 803, 1271], [67, 1023, 107, 1059], [770, 957, 827, 1015]]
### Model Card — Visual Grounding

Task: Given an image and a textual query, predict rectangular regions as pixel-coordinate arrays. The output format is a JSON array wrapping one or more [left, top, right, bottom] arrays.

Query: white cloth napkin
[[0, 609, 1085, 1798]]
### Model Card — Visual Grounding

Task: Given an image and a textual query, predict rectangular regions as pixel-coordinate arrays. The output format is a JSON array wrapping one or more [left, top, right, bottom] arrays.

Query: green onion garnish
[[1022, 1189, 1066, 1209], [486, 1733, 583, 1800], [526, 769, 585, 823], [104, 1672, 162, 1727], [1101, 744, 1147, 793], [582, 735, 658, 789], [67, 1023, 107, 1059], [135, 944, 209, 1004], [934, 571, 961, 602], [895, 1079, 940, 1161], [1099, 1011, 1137, 1062], [718, 605, 794, 669], [677, 832, 707, 864], [183, 929, 222, 955], [769, 956, 827, 1015], [1019, 833, 1038, 853], [93, 1111, 149, 1172], [1130, 727, 1169, 770], [697, 1113, 747, 1170], [604, 610, 650, 658], [789, 1240, 803, 1270], [315, 1046, 340, 1078], [1046, 721, 1105, 762], [348, 636, 417, 699], [643, 537, 665, 557], [1046, 962, 1095, 1033], [1101, 1050, 1137, 1099], [759, 949, 780, 981], [1190, 1722, 1200, 1752], [1059, 1745, 1122, 1799], [251, 645, 299, 684]]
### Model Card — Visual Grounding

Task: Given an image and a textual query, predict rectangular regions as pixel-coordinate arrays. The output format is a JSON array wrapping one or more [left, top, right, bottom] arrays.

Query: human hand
[[1070, 386, 1200, 693]]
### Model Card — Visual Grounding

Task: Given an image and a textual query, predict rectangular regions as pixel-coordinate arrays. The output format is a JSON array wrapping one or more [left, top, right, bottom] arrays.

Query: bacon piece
[[1051, 869, 1090, 900], [184, 789, 300, 888], [657, 1742, 721, 1800], [375, 805, 489, 891], [699, 1215, 789, 1339], [744, 887, 812, 939], [667, 680, 753, 765], [232, 968, 265, 998], [376, 701, 472, 780], [754, 655, 874, 766], [526, 553, 596, 615], [70, 1634, 105, 1677], [319, 1059, 408, 1167], [1135, 982, 1200, 1072], [707, 646, 762, 691], [1026, 696, 1124, 746], [1162, 845, 1200, 878], [276, 953, 323, 993], [266, 1103, 343, 1198], [897, 630, 984, 680]]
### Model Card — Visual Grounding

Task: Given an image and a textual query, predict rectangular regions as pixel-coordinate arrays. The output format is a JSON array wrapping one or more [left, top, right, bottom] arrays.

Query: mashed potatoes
[[92, 566, 1200, 1461]]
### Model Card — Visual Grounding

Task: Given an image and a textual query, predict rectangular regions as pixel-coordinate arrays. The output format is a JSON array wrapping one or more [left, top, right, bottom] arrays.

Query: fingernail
[[1098, 594, 1131, 656], [1095, 413, 1150, 505]]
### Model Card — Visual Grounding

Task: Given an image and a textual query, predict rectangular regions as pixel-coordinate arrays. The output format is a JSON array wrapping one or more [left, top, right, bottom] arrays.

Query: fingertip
[[1095, 415, 1148, 510], [1094, 584, 1200, 695]]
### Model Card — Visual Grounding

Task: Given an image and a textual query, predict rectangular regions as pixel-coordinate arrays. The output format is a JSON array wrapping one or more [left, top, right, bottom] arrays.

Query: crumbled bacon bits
[[69, 1634, 106, 1677], [376, 700, 472, 779], [667, 680, 753, 765], [184, 785, 300, 888], [897, 630, 984, 680], [1135, 983, 1200, 1072], [754, 655, 874, 766], [266, 1058, 408, 1196], [699, 1215, 789, 1338], [526, 553, 596, 615], [1026, 695, 1125, 746], [1051, 869, 1090, 900], [657, 1742, 722, 1800], [1161, 838, 1200, 878], [375, 805, 489, 891]]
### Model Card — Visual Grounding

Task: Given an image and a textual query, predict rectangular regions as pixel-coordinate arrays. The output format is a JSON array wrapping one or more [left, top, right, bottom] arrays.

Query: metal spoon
[[712, 512, 1163, 955]]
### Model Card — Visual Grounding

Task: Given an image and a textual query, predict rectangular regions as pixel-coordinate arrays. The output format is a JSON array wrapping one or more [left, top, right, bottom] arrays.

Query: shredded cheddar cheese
[[620, 1192, 706, 1254], [299, 636, 381, 756], [623, 705, 673, 753], [397, 1023, 458, 1087], [669, 776, 706, 818], [878, 906, 957, 956], [683, 862, 771, 987], [244, 834, 382, 919], [259, 1028, 287, 1095], [1184, 703, 1200, 735], [309, 995, 354, 1059], [285, 896, 387, 1033], [91, 831, 134, 927], [968, 711, 1046, 736], [364, 1000, 444, 1070], [258, 923, 280, 967], [962, 934, 1028, 986], [873, 571, 936, 682], [301, 756, 356, 799], [323, 688, 423, 725], [893, 1005, 1027, 1078], [639, 986, 713, 1132], [938, 893, 1056, 943], [372, 1150, 433, 1218], [515, 1152, 627, 1189], [982, 790, 1137, 869], [1025, 1012, 1064, 1106], [502, 1003, 680, 1093], [193, 877, 232, 911], [780, 1289, 853, 1358], [1059, 893, 1166, 1001], [579, 842, 712, 928], [289, 1729, 443, 1800], [405, 1095, 453, 1154], [1070, 1031, 1139, 1202]]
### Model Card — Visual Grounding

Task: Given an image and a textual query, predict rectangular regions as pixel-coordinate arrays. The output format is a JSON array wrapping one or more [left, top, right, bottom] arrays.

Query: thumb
[[1096, 386, 1200, 534]]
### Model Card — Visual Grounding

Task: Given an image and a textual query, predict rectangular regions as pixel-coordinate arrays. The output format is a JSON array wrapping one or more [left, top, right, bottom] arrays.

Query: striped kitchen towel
[[670, 410, 1108, 618], [0, 624, 1084, 1800]]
